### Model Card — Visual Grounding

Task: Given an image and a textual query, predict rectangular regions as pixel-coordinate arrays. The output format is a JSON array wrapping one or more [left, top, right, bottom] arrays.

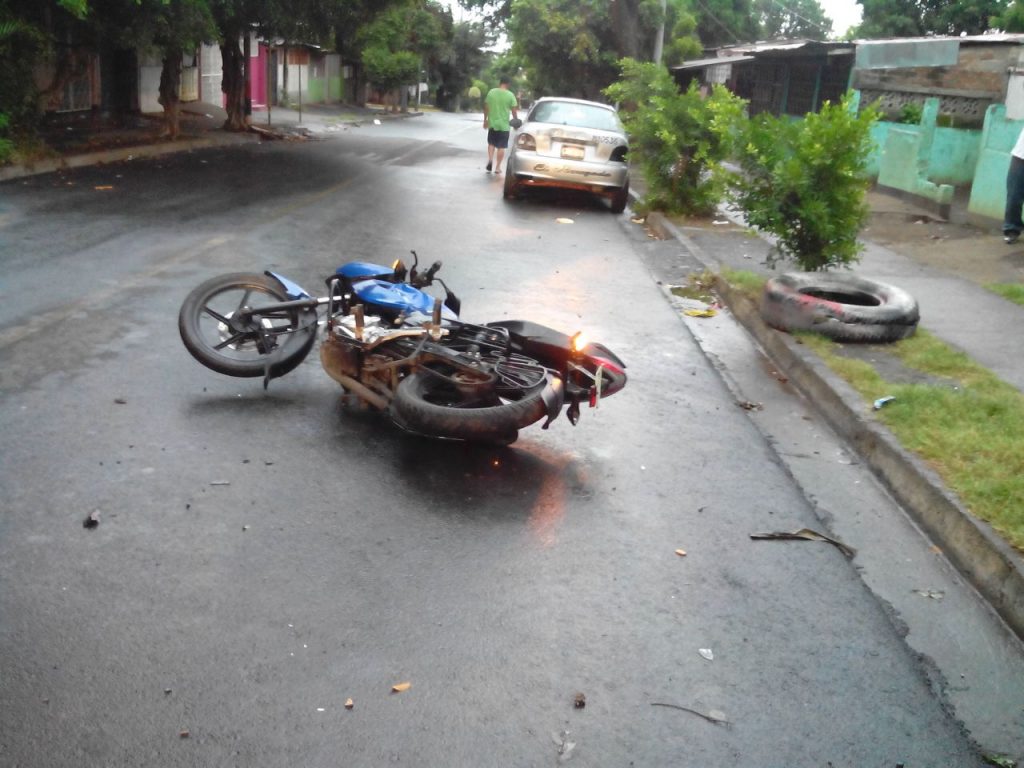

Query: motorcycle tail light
[[586, 356, 627, 400], [571, 331, 589, 353], [516, 133, 536, 151]]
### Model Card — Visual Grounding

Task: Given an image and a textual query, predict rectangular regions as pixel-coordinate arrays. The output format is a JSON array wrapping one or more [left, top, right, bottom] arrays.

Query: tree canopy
[[855, 0, 1004, 37]]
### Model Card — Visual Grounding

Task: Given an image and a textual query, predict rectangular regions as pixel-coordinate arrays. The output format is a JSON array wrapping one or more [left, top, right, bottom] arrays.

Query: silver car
[[503, 97, 630, 213]]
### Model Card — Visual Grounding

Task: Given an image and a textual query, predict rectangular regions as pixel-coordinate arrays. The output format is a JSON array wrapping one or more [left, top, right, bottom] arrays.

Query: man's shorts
[[487, 129, 511, 149]]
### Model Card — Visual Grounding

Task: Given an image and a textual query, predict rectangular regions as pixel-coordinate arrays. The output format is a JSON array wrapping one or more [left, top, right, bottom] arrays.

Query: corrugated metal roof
[[671, 55, 755, 71]]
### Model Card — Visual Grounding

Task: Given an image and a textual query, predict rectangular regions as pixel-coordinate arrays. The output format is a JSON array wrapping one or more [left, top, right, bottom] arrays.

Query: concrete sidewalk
[[640, 184, 1024, 641], [0, 100, 422, 183]]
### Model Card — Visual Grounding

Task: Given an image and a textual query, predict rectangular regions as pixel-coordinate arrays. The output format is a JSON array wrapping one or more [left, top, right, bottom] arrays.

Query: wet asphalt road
[[0, 112, 990, 765]]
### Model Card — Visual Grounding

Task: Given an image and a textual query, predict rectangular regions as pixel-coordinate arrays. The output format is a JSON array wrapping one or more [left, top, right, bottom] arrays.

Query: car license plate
[[560, 145, 585, 160]]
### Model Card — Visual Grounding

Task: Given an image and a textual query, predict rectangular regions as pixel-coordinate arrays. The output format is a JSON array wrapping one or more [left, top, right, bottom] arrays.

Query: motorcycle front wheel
[[390, 366, 550, 444], [178, 272, 318, 379]]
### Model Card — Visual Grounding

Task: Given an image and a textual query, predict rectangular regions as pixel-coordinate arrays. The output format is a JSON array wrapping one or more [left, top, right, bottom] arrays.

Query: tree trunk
[[158, 50, 182, 140], [220, 37, 248, 131], [282, 45, 289, 105], [610, 0, 642, 60]]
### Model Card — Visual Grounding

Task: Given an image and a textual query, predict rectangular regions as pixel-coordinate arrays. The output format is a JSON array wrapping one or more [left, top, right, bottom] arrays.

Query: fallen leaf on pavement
[[675, 548, 687, 557], [684, 308, 717, 318], [750, 527, 856, 558], [94, 185, 114, 191], [391, 682, 411, 693], [651, 702, 730, 726]]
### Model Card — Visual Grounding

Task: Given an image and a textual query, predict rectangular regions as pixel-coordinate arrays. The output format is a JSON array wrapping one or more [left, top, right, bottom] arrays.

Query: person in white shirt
[[1003, 126, 1024, 243]]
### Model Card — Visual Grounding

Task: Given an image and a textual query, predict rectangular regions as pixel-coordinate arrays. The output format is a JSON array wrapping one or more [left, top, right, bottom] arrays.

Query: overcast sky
[[818, 0, 863, 37]]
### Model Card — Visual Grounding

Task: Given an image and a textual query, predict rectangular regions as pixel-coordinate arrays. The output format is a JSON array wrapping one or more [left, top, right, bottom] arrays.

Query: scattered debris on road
[[573, 692, 586, 709], [698, 648, 714, 661], [675, 548, 687, 557], [750, 527, 856, 558], [684, 307, 717, 318], [391, 682, 411, 693], [873, 395, 896, 410], [83, 510, 100, 529], [913, 589, 945, 600], [552, 731, 576, 762], [650, 702, 730, 726]]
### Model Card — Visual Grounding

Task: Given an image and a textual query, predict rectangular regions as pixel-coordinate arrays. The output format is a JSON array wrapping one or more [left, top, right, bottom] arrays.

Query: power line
[[766, 0, 833, 36]]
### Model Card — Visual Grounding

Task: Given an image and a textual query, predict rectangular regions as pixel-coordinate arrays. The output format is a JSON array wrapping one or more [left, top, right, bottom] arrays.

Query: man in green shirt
[[483, 78, 519, 175]]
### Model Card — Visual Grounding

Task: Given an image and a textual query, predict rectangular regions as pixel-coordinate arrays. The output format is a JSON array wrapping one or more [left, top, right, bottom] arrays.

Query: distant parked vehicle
[[503, 97, 630, 213]]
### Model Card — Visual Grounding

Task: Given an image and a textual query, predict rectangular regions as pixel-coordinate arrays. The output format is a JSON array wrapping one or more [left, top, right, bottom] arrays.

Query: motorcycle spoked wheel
[[178, 273, 318, 379], [389, 364, 550, 444]]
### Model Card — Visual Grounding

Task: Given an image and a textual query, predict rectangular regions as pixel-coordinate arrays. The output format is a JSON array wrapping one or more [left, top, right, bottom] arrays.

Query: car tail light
[[610, 145, 628, 163], [516, 133, 536, 151]]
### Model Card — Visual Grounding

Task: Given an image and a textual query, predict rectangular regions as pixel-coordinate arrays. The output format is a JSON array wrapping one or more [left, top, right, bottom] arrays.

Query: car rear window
[[529, 102, 621, 132]]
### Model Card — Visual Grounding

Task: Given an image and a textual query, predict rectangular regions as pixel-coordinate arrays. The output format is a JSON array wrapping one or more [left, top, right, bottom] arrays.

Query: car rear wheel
[[609, 179, 629, 213], [503, 166, 522, 200]]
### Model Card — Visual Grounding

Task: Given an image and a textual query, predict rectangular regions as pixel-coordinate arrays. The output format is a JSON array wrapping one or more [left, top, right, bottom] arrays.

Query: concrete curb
[[644, 207, 1024, 640], [0, 133, 254, 183], [0, 110, 422, 184]]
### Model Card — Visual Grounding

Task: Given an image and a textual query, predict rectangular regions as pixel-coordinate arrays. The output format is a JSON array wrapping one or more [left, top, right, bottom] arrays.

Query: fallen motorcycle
[[178, 253, 627, 444]]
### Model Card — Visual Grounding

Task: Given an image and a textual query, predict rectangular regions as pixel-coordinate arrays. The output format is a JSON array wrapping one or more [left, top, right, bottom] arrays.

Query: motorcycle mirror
[[392, 259, 407, 282], [444, 292, 462, 317]]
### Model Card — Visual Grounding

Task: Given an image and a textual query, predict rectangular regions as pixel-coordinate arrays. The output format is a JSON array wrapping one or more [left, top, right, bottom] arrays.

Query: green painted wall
[[329, 76, 343, 101], [930, 126, 981, 186], [307, 77, 325, 103], [866, 113, 981, 186], [968, 105, 1023, 222], [873, 98, 953, 207]]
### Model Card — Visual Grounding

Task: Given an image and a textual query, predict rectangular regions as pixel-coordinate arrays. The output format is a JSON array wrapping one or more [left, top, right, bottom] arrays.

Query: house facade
[[675, 34, 1024, 223]]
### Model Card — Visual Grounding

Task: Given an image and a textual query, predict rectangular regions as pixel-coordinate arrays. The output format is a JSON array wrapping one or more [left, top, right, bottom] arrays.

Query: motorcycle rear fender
[[486, 320, 575, 368], [486, 320, 626, 370]]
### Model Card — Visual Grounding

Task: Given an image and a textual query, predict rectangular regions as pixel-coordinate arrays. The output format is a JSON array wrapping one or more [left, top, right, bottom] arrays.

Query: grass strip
[[987, 283, 1024, 307], [719, 269, 1024, 551], [800, 329, 1024, 551]]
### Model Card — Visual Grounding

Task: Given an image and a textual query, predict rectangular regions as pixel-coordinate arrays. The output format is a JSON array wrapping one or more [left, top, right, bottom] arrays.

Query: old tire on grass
[[760, 272, 919, 343]]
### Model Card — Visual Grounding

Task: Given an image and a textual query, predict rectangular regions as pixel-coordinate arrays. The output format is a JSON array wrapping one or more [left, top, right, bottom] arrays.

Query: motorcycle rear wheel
[[390, 368, 549, 444], [178, 272, 317, 378]]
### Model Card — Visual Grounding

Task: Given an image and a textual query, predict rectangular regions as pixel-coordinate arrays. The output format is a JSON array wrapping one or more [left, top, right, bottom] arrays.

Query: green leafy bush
[[727, 93, 879, 271], [0, 113, 13, 164], [604, 59, 744, 215], [896, 102, 923, 125]]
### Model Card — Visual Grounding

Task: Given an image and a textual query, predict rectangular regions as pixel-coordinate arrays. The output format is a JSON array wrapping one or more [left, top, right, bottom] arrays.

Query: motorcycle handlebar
[[413, 260, 443, 287]]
